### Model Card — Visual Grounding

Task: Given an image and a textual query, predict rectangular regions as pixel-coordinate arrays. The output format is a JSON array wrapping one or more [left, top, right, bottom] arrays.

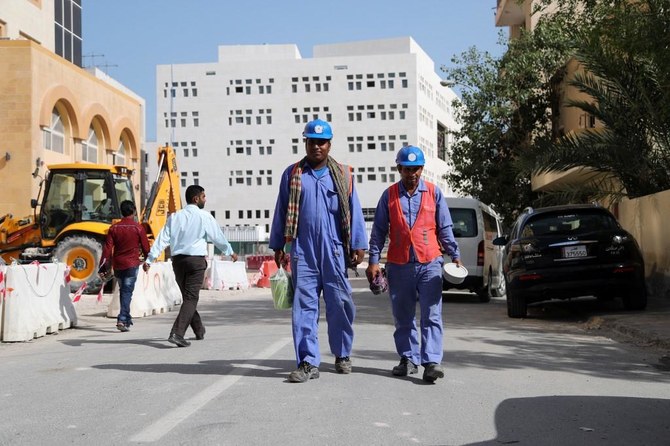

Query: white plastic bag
[[270, 266, 293, 309]]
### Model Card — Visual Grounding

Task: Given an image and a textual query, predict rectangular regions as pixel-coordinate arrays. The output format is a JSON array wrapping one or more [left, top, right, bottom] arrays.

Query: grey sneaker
[[422, 363, 445, 383], [392, 357, 418, 376], [116, 323, 129, 332], [335, 356, 352, 374], [288, 361, 320, 383]]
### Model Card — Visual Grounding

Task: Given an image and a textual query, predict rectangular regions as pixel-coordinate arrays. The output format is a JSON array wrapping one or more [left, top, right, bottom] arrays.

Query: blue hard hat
[[396, 145, 425, 166], [303, 119, 333, 140]]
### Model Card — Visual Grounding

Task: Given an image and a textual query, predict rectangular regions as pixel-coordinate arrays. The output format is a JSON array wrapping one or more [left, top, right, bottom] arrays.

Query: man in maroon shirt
[[99, 200, 150, 332]]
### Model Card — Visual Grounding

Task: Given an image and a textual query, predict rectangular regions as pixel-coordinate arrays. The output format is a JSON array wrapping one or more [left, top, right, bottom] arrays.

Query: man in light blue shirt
[[144, 185, 238, 347]]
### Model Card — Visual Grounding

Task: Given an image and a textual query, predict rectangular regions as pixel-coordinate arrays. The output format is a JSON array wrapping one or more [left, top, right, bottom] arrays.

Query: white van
[[443, 197, 506, 302]]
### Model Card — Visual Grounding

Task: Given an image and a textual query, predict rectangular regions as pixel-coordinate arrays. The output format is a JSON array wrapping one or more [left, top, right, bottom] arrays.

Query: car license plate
[[562, 245, 587, 258]]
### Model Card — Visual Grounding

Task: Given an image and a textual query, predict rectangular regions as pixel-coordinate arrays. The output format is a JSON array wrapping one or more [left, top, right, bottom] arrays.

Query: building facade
[[154, 37, 460, 247], [0, 0, 144, 218]]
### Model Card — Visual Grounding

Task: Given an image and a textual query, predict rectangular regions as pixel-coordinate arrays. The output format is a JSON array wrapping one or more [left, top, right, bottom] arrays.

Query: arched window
[[43, 108, 65, 153], [82, 124, 98, 162], [116, 140, 126, 166]]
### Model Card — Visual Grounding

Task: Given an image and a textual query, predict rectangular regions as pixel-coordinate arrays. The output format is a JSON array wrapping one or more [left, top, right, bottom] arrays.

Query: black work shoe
[[422, 363, 445, 383], [168, 333, 191, 347], [116, 323, 129, 332], [392, 357, 418, 376], [335, 356, 352, 374], [288, 361, 320, 383]]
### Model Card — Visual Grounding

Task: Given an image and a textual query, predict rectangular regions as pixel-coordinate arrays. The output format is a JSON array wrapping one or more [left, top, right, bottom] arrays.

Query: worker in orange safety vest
[[366, 145, 461, 383]]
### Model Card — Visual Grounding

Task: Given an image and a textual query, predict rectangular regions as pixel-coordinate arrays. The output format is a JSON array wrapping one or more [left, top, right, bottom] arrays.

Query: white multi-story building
[[154, 36, 459, 249]]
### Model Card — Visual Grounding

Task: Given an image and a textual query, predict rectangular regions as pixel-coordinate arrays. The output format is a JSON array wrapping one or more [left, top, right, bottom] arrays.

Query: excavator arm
[[140, 145, 182, 247]]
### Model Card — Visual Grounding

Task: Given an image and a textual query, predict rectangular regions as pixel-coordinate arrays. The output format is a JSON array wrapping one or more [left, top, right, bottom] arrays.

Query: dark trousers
[[171, 255, 207, 337]]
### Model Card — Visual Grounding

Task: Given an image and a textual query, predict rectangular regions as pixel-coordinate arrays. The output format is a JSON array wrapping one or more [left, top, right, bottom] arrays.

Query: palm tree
[[533, 0, 670, 200]]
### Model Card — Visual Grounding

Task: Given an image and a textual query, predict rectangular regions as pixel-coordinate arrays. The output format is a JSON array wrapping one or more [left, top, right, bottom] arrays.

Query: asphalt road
[[1, 277, 669, 445]]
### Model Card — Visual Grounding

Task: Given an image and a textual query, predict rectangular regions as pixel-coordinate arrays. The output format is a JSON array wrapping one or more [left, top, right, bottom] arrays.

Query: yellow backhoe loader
[[0, 145, 181, 293]]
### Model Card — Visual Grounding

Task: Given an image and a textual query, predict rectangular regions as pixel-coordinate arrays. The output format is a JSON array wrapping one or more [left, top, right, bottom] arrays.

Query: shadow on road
[[463, 395, 670, 445], [91, 358, 416, 383]]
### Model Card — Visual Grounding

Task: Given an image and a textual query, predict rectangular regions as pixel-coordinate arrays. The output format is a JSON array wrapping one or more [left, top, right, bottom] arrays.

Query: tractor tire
[[53, 236, 103, 294]]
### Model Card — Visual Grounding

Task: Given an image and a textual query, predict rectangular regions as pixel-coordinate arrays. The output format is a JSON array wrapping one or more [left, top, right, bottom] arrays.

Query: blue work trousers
[[291, 255, 355, 367], [386, 259, 444, 365], [115, 266, 139, 326]]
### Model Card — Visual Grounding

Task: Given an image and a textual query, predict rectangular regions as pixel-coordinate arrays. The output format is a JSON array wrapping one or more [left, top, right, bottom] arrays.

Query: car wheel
[[506, 282, 527, 318], [477, 272, 492, 303], [622, 281, 647, 311], [491, 269, 506, 297]]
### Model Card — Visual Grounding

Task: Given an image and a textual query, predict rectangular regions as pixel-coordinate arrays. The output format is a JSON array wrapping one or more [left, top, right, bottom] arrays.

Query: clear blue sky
[[83, 1, 506, 141]]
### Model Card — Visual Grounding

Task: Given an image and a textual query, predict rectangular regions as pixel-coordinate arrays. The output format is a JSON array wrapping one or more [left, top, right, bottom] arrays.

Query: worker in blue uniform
[[366, 145, 461, 383], [270, 119, 368, 383]]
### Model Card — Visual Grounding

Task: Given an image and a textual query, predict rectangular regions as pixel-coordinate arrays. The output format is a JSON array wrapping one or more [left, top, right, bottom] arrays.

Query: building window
[[55, 0, 82, 66], [43, 107, 65, 154], [82, 124, 98, 162], [116, 140, 126, 166]]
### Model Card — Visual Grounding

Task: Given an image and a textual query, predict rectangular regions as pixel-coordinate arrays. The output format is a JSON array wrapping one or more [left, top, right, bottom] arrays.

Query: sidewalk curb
[[586, 316, 670, 352]]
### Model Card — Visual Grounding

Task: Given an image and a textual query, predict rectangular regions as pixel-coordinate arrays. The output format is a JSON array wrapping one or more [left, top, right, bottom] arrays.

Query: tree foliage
[[443, 0, 670, 223], [443, 11, 575, 223], [533, 0, 670, 199]]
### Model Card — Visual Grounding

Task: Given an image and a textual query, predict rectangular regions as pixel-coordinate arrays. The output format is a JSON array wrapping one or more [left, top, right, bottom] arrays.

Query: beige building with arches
[[0, 38, 143, 218]]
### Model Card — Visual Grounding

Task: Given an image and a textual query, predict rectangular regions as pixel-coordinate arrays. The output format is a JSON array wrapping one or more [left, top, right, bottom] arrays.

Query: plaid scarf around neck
[[285, 156, 352, 265]]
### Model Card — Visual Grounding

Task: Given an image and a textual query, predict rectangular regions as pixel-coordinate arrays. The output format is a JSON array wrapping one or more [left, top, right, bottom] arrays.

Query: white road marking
[[130, 337, 291, 443]]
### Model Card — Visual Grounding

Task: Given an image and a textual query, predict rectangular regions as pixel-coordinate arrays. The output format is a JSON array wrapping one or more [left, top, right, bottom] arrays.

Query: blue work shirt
[[368, 179, 460, 264], [146, 204, 233, 263], [269, 162, 368, 255]]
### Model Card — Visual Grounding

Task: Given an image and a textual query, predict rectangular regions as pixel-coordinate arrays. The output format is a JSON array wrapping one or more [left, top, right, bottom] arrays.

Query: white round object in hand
[[443, 263, 468, 284]]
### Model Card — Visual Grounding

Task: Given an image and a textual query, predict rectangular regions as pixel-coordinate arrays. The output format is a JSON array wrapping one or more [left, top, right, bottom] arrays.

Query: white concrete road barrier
[[1, 262, 76, 342], [205, 259, 250, 290], [107, 261, 182, 319]]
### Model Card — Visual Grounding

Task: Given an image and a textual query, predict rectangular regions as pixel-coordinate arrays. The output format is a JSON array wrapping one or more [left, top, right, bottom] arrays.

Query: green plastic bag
[[270, 266, 293, 310]]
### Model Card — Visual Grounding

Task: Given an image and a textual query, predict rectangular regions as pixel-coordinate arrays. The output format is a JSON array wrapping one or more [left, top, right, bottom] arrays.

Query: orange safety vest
[[387, 181, 442, 264]]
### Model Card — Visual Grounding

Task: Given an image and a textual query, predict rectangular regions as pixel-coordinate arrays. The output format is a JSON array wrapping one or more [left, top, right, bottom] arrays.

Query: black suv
[[494, 204, 646, 318]]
